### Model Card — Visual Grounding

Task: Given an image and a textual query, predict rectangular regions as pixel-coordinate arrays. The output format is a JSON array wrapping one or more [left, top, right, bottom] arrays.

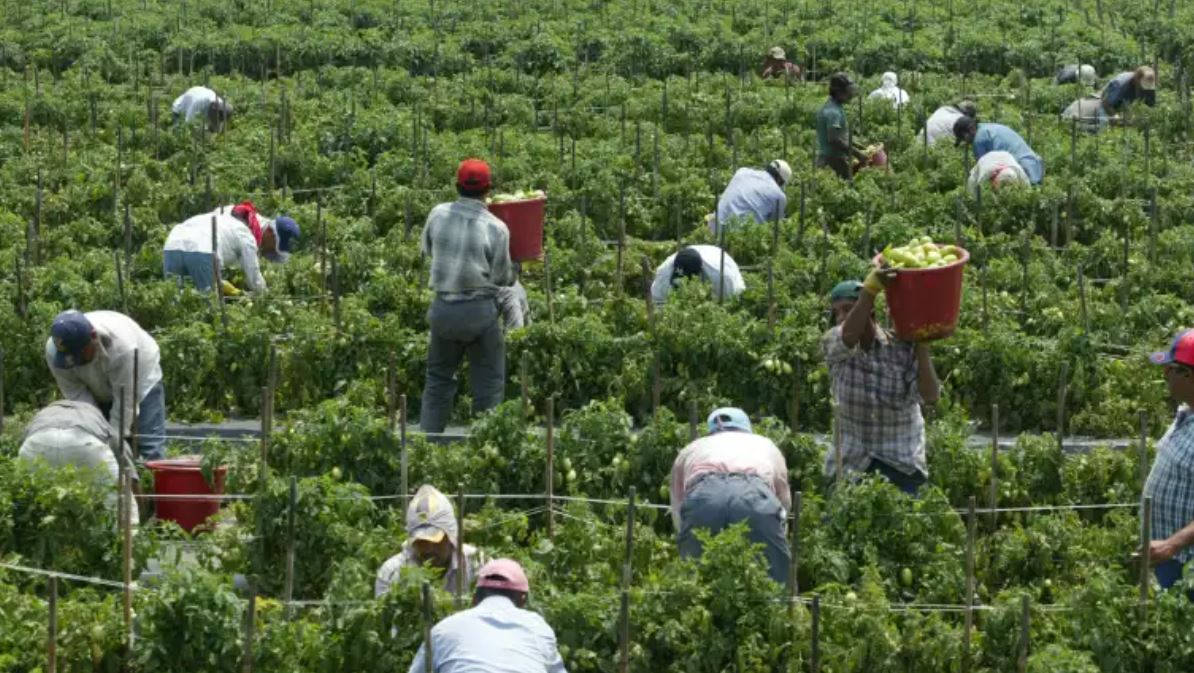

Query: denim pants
[[419, 297, 505, 433], [1154, 559, 1194, 601], [1019, 156, 1045, 185], [678, 473, 791, 585], [866, 458, 927, 495], [99, 381, 167, 461], [163, 249, 216, 291]]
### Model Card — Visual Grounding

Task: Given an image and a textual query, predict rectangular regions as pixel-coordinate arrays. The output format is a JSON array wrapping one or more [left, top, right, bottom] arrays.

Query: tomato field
[[3, 0, 1194, 670]]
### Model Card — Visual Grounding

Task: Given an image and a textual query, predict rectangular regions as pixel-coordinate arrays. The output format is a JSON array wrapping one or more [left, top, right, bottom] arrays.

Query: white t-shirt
[[650, 245, 746, 305], [967, 150, 1030, 196], [920, 105, 965, 146], [165, 213, 266, 292], [171, 86, 220, 122]]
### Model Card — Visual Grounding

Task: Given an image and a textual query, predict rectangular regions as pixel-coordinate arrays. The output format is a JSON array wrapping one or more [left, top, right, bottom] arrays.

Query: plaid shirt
[[1145, 406, 1194, 564], [822, 325, 927, 478], [421, 198, 515, 301]]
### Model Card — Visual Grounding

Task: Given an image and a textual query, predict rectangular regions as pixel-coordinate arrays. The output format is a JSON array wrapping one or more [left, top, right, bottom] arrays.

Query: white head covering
[[880, 72, 898, 90], [768, 159, 792, 184], [768, 46, 786, 60], [1078, 65, 1097, 86], [405, 484, 458, 548]]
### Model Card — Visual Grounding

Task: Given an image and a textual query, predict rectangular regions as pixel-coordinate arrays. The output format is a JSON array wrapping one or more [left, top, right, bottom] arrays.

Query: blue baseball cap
[[707, 407, 753, 434], [264, 216, 300, 262], [49, 310, 94, 369]]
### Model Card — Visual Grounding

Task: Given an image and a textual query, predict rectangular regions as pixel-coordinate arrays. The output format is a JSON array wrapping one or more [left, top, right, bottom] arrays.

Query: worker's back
[[716, 167, 785, 226], [414, 595, 564, 673]]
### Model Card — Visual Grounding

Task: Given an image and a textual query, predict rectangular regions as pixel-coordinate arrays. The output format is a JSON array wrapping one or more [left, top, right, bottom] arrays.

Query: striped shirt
[[421, 198, 516, 301], [822, 325, 927, 478], [1145, 407, 1194, 564]]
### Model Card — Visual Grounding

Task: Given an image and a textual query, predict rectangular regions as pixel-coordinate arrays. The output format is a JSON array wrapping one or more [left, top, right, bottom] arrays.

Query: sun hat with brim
[[263, 216, 300, 262], [409, 524, 447, 544], [1140, 67, 1157, 91], [707, 407, 752, 434], [769, 159, 792, 185], [49, 310, 94, 369], [476, 559, 530, 593], [830, 280, 863, 303], [406, 485, 458, 547], [1150, 330, 1194, 367], [769, 46, 786, 60]]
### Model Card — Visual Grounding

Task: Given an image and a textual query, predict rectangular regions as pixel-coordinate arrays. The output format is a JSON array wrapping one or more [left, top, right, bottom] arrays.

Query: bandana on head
[[232, 201, 263, 244]]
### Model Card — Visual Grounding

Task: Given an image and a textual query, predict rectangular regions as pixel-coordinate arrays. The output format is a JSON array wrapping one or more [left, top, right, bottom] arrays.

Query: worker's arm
[[105, 352, 139, 441], [1150, 518, 1194, 565], [828, 126, 866, 160], [915, 343, 940, 405], [237, 228, 267, 293], [840, 290, 876, 349], [669, 450, 690, 530], [650, 260, 672, 305], [770, 445, 793, 513], [406, 643, 430, 673]]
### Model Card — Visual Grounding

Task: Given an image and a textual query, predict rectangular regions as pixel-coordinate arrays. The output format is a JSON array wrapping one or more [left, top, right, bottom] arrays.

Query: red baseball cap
[[456, 159, 492, 191], [475, 558, 529, 593], [1150, 330, 1194, 367]]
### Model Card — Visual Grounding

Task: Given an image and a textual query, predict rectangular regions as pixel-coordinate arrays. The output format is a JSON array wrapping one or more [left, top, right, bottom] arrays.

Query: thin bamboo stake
[[456, 483, 466, 603], [963, 496, 976, 672], [284, 477, 297, 619], [546, 399, 556, 539], [241, 581, 256, 673], [1140, 496, 1152, 620], [421, 582, 435, 673], [990, 404, 1000, 527], [47, 576, 57, 673], [1016, 595, 1030, 673], [400, 394, 409, 511], [616, 487, 636, 673]]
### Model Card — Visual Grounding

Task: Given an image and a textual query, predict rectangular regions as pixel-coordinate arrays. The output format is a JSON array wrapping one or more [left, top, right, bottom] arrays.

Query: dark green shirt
[[816, 98, 849, 160]]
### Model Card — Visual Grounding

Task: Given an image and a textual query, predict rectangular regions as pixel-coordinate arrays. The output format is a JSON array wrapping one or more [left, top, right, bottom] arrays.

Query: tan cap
[[768, 46, 786, 60], [1139, 66, 1157, 91]]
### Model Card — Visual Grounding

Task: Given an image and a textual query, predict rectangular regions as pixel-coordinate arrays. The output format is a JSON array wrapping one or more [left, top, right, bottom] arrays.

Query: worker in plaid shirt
[[1145, 330, 1194, 595], [822, 272, 940, 494]]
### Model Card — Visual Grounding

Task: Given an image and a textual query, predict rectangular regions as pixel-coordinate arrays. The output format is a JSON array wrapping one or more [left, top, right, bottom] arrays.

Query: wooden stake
[[456, 483, 466, 603], [47, 576, 57, 673], [131, 350, 140, 460], [0, 349, 5, 435], [114, 250, 128, 316], [616, 487, 636, 673], [121, 470, 133, 650], [544, 247, 555, 323], [212, 216, 227, 326], [520, 351, 530, 418], [261, 385, 273, 482], [962, 496, 976, 672], [990, 404, 999, 527], [241, 581, 256, 673], [1056, 362, 1069, 452], [421, 582, 435, 673], [1139, 496, 1152, 620], [790, 362, 802, 432], [331, 255, 341, 332], [789, 490, 802, 598], [546, 398, 555, 539], [688, 400, 699, 442], [284, 476, 297, 618], [1016, 595, 1030, 673], [400, 394, 409, 511], [1139, 410, 1150, 490], [1077, 265, 1089, 334], [810, 595, 821, 673]]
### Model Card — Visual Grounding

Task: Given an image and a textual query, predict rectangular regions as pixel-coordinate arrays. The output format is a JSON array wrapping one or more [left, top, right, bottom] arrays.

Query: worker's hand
[[221, 280, 242, 296], [862, 268, 897, 295], [1149, 538, 1182, 565]]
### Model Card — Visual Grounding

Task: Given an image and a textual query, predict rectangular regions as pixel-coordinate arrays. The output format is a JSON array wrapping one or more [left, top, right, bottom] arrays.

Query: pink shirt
[[669, 432, 792, 528]]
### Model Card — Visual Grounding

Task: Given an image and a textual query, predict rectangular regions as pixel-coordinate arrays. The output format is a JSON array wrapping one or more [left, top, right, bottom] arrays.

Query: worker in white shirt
[[650, 246, 745, 305], [164, 213, 269, 293], [917, 100, 977, 147], [171, 86, 233, 132], [868, 71, 911, 109], [967, 150, 1031, 196], [45, 310, 166, 461], [670, 407, 792, 585], [376, 485, 487, 597], [712, 159, 791, 232], [19, 401, 141, 526], [408, 558, 567, 673]]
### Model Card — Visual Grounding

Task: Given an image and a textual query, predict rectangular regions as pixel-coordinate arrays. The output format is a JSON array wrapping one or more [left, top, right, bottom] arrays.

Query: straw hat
[[768, 46, 786, 60]]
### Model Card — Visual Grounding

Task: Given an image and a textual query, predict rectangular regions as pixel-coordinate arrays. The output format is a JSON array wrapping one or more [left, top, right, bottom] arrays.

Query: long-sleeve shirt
[[497, 282, 531, 329], [670, 431, 791, 530], [171, 86, 219, 122], [1145, 406, 1194, 564], [1102, 72, 1154, 111], [919, 106, 965, 147], [967, 151, 1030, 196], [972, 124, 1038, 164], [407, 595, 567, 673], [822, 325, 926, 478], [422, 198, 515, 301], [164, 213, 266, 292], [649, 245, 745, 305], [22, 400, 136, 473], [715, 168, 787, 227], [45, 311, 162, 442], [375, 542, 486, 597]]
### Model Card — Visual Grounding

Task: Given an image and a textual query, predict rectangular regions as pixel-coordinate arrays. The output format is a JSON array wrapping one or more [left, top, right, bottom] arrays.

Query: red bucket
[[146, 458, 227, 533], [873, 246, 970, 342], [488, 197, 546, 262]]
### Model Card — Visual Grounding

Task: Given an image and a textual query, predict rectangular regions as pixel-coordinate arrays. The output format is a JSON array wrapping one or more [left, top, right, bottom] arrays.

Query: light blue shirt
[[715, 168, 786, 230], [407, 596, 567, 673], [972, 124, 1038, 166]]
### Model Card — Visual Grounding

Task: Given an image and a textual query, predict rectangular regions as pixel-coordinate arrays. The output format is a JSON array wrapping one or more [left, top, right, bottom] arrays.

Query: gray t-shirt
[[23, 400, 136, 472]]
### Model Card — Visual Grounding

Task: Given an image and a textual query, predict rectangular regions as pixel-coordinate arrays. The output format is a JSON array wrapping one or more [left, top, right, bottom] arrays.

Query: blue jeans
[[101, 382, 167, 461], [163, 249, 216, 291], [866, 458, 927, 495], [419, 297, 505, 433], [1155, 559, 1194, 601], [678, 473, 791, 585], [1019, 156, 1044, 185]]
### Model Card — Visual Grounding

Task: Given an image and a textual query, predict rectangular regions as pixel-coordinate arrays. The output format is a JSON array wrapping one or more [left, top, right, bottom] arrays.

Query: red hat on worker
[[457, 159, 492, 191], [1150, 330, 1194, 367], [475, 558, 530, 593]]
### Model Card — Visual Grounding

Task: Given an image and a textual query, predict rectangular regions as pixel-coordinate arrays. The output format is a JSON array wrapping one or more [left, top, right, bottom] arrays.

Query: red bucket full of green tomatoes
[[874, 237, 969, 342], [488, 190, 546, 263]]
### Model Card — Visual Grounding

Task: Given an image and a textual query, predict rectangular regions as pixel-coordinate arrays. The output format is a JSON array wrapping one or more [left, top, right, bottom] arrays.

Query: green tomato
[[900, 567, 913, 587]]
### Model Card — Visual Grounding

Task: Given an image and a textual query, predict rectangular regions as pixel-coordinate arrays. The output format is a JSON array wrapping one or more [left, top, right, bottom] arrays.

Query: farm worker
[[823, 278, 940, 494], [1054, 64, 1098, 86], [419, 158, 516, 434], [164, 212, 269, 293], [650, 245, 745, 305], [868, 71, 911, 109], [966, 150, 1030, 196], [171, 85, 233, 132], [1144, 330, 1194, 596], [760, 46, 801, 80], [376, 484, 487, 596], [953, 118, 1044, 186], [1100, 66, 1157, 114], [1061, 96, 1112, 132], [917, 100, 977, 147], [670, 407, 792, 585], [713, 159, 791, 232], [816, 73, 869, 180], [407, 559, 567, 673], [45, 310, 167, 461], [18, 401, 140, 526]]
